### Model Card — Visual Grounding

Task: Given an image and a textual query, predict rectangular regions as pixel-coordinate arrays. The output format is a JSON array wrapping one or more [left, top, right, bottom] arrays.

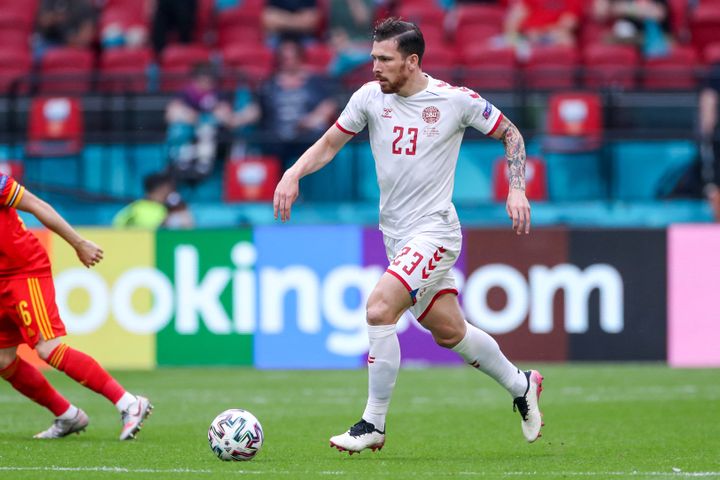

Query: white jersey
[[336, 75, 504, 238]]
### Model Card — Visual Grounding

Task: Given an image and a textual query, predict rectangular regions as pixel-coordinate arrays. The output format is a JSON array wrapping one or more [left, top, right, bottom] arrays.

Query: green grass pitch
[[1, 364, 719, 479]]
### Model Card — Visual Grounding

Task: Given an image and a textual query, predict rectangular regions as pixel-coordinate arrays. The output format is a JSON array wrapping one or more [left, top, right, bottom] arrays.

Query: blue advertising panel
[[253, 225, 371, 368]]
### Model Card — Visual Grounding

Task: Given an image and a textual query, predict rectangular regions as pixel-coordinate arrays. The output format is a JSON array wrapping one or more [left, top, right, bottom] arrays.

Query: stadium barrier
[[27, 226, 719, 369]]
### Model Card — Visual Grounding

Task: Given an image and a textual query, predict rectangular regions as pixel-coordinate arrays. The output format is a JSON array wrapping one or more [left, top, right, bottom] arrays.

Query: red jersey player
[[0, 174, 153, 439]]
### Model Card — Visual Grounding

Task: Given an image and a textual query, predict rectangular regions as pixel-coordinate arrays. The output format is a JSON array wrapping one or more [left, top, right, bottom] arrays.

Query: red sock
[[0, 356, 71, 416], [47, 344, 126, 404]]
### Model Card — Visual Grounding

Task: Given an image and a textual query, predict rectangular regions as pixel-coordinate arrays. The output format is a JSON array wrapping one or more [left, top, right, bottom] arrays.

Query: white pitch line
[[1, 467, 718, 478], [501, 472, 720, 478]]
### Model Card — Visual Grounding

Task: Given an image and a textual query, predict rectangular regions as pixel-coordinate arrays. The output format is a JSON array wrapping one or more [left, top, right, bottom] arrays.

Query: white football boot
[[119, 395, 153, 440], [330, 419, 385, 455], [34, 409, 89, 439], [513, 370, 544, 442]]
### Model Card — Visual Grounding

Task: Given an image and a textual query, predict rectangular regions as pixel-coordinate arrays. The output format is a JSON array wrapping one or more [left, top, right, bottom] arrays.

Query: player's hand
[[506, 188, 531, 235], [273, 172, 299, 222], [75, 239, 104, 267]]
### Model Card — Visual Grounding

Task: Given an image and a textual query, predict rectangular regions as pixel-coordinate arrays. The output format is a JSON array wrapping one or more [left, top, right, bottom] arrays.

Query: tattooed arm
[[490, 116, 531, 235]]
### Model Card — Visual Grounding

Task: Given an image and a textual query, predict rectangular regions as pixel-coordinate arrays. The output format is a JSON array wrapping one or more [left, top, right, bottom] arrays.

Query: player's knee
[[432, 325, 465, 349], [366, 299, 395, 326], [35, 338, 61, 361], [0, 347, 18, 369]]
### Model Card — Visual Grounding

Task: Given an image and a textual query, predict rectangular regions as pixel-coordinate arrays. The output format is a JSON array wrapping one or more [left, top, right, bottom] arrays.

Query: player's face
[[371, 40, 412, 94]]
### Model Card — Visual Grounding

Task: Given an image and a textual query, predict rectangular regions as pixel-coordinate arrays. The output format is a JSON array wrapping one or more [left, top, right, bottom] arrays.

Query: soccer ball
[[208, 409, 264, 461]]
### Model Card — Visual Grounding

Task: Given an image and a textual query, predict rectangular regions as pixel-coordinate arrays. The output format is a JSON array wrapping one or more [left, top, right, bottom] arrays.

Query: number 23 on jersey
[[391, 126, 418, 156]]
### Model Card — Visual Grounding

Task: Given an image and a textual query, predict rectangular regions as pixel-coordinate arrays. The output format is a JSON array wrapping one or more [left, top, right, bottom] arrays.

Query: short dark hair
[[143, 172, 174, 194], [373, 17, 425, 64]]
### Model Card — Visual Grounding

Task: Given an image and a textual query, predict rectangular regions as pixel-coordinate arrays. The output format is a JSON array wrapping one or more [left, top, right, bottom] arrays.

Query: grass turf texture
[[1, 364, 718, 480]]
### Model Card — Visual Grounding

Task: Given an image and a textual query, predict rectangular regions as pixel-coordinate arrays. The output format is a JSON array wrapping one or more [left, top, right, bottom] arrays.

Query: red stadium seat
[[492, 156, 548, 201], [421, 43, 459, 81], [458, 44, 516, 90], [0, 0, 38, 27], [99, 48, 153, 92], [642, 46, 698, 90], [222, 44, 274, 86], [544, 91, 603, 152], [224, 156, 281, 202], [583, 43, 639, 89], [454, 23, 502, 49], [456, 4, 506, 29], [705, 42, 720, 64], [217, 4, 264, 46], [160, 44, 211, 92], [522, 45, 579, 90], [304, 43, 334, 74], [39, 48, 95, 94], [691, 2, 720, 52], [397, 3, 445, 26], [26, 97, 84, 157], [0, 48, 31, 93]]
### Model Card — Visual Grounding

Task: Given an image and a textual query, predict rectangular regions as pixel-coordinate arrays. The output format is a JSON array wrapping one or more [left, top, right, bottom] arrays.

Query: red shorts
[[0, 276, 66, 349]]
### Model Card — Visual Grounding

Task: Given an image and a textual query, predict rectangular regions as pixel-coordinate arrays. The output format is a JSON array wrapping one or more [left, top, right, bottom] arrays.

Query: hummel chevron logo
[[421, 247, 446, 280]]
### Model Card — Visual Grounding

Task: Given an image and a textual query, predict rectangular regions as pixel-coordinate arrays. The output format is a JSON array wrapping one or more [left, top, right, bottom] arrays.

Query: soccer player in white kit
[[273, 18, 544, 454]]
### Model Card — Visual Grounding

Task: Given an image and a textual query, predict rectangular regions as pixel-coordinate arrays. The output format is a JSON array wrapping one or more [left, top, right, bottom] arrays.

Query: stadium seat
[[99, 48, 153, 93], [642, 46, 698, 90], [583, 43, 639, 89], [492, 156, 548, 201], [454, 24, 502, 50], [0, 28, 30, 51], [195, 0, 216, 44], [690, 2, 720, 52], [304, 44, 334, 74], [541, 91, 605, 200], [222, 44, 273, 86], [455, 4, 506, 30], [217, 3, 264, 47], [0, 48, 31, 94], [522, 45, 579, 90], [397, 3, 445, 26], [26, 97, 83, 157], [39, 48, 95, 94], [159, 44, 211, 92], [0, 0, 38, 27], [421, 44, 459, 82], [224, 156, 281, 202], [458, 44, 516, 90], [544, 91, 603, 152], [704, 42, 720, 64]]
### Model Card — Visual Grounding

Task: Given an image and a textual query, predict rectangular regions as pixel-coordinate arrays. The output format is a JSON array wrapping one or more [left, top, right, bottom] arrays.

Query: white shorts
[[384, 229, 462, 321]]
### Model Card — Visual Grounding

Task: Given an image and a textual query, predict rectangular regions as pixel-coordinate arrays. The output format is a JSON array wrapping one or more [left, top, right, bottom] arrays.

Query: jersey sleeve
[[460, 91, 504, 136], [335, 83, 371, 135], [0, 174, 25, 209]]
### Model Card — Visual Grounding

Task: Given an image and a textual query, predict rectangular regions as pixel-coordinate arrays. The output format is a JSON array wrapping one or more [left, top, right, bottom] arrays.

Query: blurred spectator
[[163, 191, 195, 228], [150, 0, 197, 54], [504, 0, 582, 48], [262, 0, 321, 46], [255, 38, 338, 171], [700, 64, 720, 221], [327, 0, 375, 77], [593, 0, 670, 57], [34, 0, 98, 57], [164, 63, 257, 182], [113, 172, 175, 228]]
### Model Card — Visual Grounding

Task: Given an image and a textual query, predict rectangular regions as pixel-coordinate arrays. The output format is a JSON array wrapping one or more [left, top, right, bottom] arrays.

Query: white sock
[[114, 392, 137, 412], [361, 324, 400, 432], [452, 324, 528, 398], [58, 405, 78, 420]]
